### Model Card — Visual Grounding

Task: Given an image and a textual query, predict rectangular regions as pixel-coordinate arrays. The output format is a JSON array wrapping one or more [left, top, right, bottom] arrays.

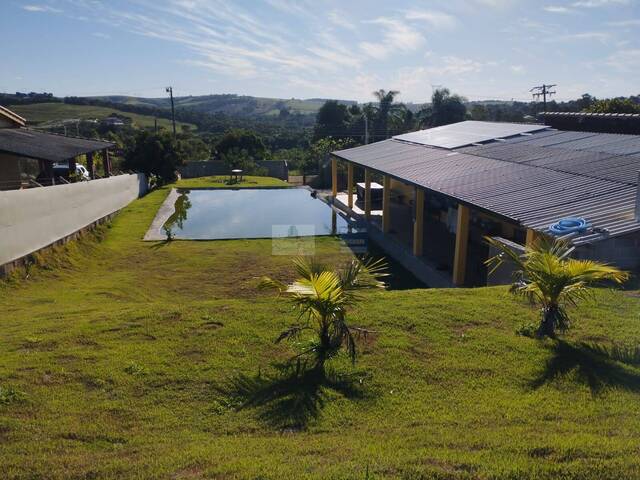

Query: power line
[[530, 84, 557, 112]]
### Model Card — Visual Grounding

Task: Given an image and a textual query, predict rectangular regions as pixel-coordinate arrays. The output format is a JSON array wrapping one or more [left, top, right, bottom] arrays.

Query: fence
[[0, 173, 147, 269]]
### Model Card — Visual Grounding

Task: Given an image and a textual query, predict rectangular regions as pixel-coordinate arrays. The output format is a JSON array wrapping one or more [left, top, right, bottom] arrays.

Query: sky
[[1, 0, 639, 103]]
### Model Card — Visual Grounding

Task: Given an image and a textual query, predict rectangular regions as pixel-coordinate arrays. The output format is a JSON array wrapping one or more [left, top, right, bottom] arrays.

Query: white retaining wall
[[0, 174, 147, 266]]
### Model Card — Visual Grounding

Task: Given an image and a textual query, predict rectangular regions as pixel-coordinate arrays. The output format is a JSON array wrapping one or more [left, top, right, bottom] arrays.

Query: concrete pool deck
[[143, 188, 180, 241]]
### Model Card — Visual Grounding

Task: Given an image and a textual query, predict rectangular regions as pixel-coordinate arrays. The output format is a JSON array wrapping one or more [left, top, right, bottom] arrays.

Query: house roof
[[0, 128, 114, 163], [333, 122, 640, 245], [540, 111, 640, 135], [0, 105, 26, 127]]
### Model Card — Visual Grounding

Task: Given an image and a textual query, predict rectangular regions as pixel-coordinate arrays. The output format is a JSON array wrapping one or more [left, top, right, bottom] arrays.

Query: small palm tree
[[486, 237, 629, 338], [259, 257, 387, 372]]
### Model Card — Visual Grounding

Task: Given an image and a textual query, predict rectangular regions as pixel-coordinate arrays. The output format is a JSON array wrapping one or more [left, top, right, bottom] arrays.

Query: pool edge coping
[[143, 188, 180, 241]]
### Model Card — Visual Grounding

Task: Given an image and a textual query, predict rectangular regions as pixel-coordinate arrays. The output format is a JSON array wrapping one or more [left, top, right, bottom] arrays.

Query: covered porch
[[0, 128, 115, 190], [330, 156, 537, 287]]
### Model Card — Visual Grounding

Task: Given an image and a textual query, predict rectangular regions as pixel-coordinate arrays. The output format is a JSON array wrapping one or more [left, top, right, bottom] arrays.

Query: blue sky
[[1, 0, 639, 103]]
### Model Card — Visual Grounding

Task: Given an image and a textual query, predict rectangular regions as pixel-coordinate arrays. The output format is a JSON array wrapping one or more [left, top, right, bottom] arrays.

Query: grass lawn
[[176, 175, 289, 189], [11, 103, 195, 131], [1, 177, 640, 479]]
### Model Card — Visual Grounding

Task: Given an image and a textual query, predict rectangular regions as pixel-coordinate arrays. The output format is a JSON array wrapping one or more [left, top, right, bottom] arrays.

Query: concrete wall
[[178, 160, 289, 180], [0, 173, 147, 267], [575, 231, 640, 271], [485, 236, 526, 286]]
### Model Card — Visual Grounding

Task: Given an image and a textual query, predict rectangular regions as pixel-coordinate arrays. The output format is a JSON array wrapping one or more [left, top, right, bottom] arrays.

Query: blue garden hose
[[548, 217, 591, 236]]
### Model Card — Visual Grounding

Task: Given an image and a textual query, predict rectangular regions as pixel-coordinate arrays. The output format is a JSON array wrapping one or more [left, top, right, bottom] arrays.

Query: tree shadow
[[218, 361, 369, 430], [149, 239, 172, 250], [531, 340, 640, 396]]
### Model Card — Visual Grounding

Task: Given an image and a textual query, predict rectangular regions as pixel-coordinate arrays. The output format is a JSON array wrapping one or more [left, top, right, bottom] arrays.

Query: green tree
[[314, 100, 350, 140], [372, 89, 402, 139], [470, 104, 488, 120], [586, 97, 640, 114], [308, 137, 354, 176], [215, 129, 268, 159], [219, 147, 258, 174], [419, 88, 467, 127], [259, 257, 387, 372], [175, 132, 211, 162], [486, 237, 628, 338], [123, 131, 186, 181]]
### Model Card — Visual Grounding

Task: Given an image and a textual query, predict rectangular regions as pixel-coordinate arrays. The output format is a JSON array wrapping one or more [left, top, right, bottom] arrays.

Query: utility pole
[[165, 86, 176, 137], [364, 114, 369, 144], [530, 84, 557, 112]]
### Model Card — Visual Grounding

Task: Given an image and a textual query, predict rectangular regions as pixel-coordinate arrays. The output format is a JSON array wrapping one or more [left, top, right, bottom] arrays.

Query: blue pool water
[[163, 188, 351, 240]]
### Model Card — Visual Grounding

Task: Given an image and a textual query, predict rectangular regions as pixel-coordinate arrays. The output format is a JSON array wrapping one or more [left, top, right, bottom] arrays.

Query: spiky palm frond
[[485, 236, 629, 337], [261, 256, 387, 367]]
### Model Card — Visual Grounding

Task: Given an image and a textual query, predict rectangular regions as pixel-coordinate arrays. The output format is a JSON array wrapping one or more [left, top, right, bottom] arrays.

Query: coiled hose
[[548, 217, 591, 236]]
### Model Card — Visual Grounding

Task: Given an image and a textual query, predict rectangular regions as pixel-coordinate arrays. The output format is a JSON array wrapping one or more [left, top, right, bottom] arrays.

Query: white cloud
[[473, 0, 515, 7], [404, 10, 458, 29], [571, 0, 629, 7], [606, 19, 640, 26], [543, 5, 574, 13], [360, 17, 425, 59], [327, 10, 356, 30], [510, 65, 526, 74], [605, 49, 640, 71], [92, 32, 110, 39], [22, 4, 62, 13], [430, 56, 486, 75], [548, 31, 610, 42]]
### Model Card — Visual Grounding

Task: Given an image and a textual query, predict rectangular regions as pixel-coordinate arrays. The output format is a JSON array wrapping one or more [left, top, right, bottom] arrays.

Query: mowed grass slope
[[11, 103, 195, 130], [1, 178, 640, 479]]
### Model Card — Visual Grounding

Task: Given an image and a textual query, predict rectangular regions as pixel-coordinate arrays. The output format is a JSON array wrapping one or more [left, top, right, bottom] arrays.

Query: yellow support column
[[452, 204, 470, 287], [413, 188, 424, 256], [364, 169, 372, 220], [331, 157, 338, 197], [347, 163, 354, 209], [382, 175, 391, 233], [526, 229, 539, 248]]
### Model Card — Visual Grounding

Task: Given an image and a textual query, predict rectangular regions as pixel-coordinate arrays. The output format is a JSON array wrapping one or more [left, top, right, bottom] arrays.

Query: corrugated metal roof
[[333, 124, 640, 245], [0, 128, 114, 162]]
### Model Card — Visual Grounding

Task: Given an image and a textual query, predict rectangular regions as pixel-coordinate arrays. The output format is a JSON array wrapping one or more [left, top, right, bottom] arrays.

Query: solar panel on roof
[[392, 121, 549, 149]]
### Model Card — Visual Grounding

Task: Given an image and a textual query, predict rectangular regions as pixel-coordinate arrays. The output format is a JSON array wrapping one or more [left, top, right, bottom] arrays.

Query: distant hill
[[9, 102, 195, 130], [89, 94, 357, 117]]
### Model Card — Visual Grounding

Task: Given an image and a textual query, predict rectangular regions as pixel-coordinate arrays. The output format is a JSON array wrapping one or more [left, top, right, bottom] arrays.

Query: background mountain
[[86, 94, 357, 117]]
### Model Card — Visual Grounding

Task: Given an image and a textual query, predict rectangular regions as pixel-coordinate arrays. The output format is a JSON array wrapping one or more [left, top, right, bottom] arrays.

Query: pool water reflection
[[163, 188, 351, 240]]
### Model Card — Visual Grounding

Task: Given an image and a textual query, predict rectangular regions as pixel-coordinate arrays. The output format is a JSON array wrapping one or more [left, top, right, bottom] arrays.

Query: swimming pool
[[154, 188, 351, 240]]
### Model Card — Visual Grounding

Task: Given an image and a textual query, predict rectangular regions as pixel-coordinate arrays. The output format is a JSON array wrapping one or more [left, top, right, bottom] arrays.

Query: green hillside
[[10, 103, 195, 130], [1, 178, 639, 479], [91, 94, 355, 117]]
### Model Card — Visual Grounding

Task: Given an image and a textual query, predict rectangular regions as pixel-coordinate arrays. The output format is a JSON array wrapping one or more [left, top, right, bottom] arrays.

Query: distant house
[[101, 116, 125, 127], [0, 105, 115, 190], [331, 120, 640, 287]]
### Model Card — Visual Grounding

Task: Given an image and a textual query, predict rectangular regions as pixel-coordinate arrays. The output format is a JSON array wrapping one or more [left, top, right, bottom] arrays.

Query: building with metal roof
[[330, 121, 640, 287], [0, 106, 115, 190]]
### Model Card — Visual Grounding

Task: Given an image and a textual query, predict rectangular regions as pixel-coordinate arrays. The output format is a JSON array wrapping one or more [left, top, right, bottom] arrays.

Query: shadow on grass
[[149, 239, 172, 250], [219, 361, 369, 429], [531, 340, 640, 395]]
